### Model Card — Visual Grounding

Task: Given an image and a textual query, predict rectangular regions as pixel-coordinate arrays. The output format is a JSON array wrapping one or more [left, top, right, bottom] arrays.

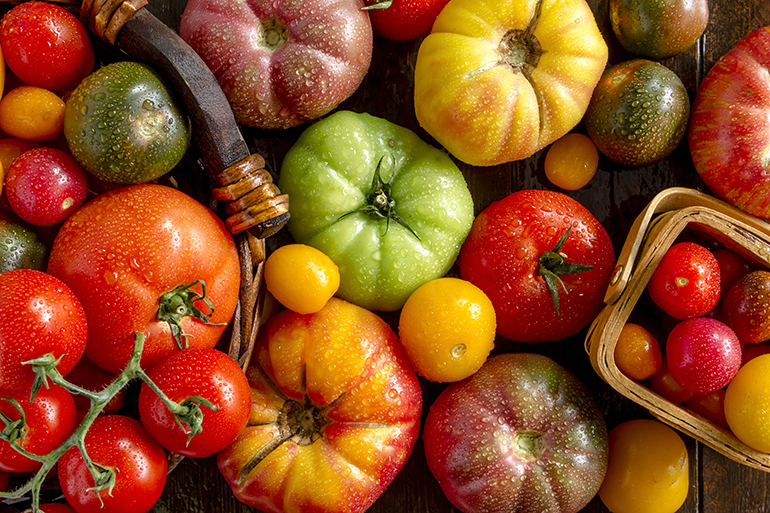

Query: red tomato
[[39, 505, 78, 513], [58, 415, 167, 513], [649, 358, 694, 404], [686, 389, 729, 430], [65, 357, 125, 415], [0, 384, 77, 473], [647, 242, 721, 320], [138, 347, 251, 458], [217, 298, 422, 513], [0, 1, 94, 92], [46, 184, 240, 374], [713, 248, 753, 298], [363, 0, 450, 41], [458, 189, 615, 342], [5, 147, 88, 226], [0, 269, 87, 390], [688, 26, 770, 220], [722, 270, 770, 345]]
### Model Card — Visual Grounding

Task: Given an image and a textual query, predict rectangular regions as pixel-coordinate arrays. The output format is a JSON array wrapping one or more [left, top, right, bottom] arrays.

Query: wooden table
[[5, 0, 768, 511]]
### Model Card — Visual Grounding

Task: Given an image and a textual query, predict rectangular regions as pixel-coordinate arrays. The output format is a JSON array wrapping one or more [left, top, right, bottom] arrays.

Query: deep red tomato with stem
[[647, 242, 721, 320], [47, 184, 240, 374], [0, 269, 87, 390], [363, 0, 450, 41], [458, 189, 614, 342], [138, 347, 251, 458], [58, 415, 167, 513], [0, 384, 77, 473], [0, 1, 94, 92]]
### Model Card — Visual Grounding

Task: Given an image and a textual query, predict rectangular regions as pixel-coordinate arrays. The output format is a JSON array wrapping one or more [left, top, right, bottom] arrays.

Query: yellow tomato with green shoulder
[[414, 0, 608, 167]]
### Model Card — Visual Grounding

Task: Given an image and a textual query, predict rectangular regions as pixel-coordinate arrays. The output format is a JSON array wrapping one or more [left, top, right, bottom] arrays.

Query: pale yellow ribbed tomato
[[414, 0, 608, 166]]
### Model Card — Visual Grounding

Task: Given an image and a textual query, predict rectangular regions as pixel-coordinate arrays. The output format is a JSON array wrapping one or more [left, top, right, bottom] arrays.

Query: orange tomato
[[614, 322, 662, 380], [544, 133, 599, 190], [0, 86, 65, 141]]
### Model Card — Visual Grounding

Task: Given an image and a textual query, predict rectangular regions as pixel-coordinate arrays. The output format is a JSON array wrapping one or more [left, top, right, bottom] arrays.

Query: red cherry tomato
[[58, 415, 167, 513], [649, 358, 694, 404], [0, 1, 94, 91], [363, 0, 450, 41], [712, 248, 753, 298], [5, 147, 87, 226], [138, 347, 251, 458], [0, 269, 87, 391]]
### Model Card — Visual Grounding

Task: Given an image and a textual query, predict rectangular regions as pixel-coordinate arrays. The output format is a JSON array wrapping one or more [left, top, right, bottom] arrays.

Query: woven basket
[[585, 186, 770, 472]]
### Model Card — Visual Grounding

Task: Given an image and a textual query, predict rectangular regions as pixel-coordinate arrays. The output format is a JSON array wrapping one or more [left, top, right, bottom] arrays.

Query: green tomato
[[63, 61, 190, 185], [0, 210, 47, 272], [279, 110, 474, 312]]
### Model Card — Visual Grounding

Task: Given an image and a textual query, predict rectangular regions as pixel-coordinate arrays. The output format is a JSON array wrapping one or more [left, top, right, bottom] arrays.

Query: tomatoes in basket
[[722, 270, 770, 345], [46, 184, 240, 374], [217, 297, 422, 513], [458, 189, 614, 342]]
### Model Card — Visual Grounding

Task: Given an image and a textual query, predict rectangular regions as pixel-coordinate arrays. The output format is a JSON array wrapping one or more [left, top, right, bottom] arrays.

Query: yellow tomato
[[725, 353, 770, 452], [398, 277, 496, 382], [264, 244, 340, 315], [414, 0, 608, 166], [544, 132, 599, 190], [599, 419, 689, 513], [0, 86, 66, 141]]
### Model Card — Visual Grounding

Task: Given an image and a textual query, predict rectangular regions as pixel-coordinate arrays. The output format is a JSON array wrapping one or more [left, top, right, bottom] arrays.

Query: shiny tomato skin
[[46, 184, 240, 374], [689, 26, 770, 220], [0, 1, 94, 92], [363, 0, 450, 41], [0, 269, 87, 390], [0, 384, 77, 473], [722, 270, 770, 345], [423, 353, 608, 513], [138, 347, 251, 458], [217, 297, 422, 513], [58, 415, 167, 513], [458, 189, 614, 342]]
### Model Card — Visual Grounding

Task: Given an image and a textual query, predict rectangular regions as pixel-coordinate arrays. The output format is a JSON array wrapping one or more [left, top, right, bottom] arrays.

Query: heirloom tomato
[[217, 297, 422, 513], [0, 269, 87, 391], [689, 26, 770, 220], [279, 110, 474, 312], [46, 184, 240, 374], [413, 0, 608, 166], [180, 0, 372, 129], [423, 353, 608, 513], [0, 210, 48, 272], [458, 189, 614, 342]]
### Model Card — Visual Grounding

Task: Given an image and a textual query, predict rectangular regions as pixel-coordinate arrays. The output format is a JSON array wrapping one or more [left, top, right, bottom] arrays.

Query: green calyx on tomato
[[156, 280, 226, 350], [539, 227, 593, 316]]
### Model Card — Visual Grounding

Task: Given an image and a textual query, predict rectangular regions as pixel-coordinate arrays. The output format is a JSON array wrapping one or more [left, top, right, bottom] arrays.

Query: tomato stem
[[538, 226, 593, 316], [157, 280, 226, 350]]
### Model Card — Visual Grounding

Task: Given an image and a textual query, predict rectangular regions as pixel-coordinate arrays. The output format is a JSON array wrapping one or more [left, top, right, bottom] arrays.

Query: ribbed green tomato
[[63, 61, 190, 185], [278, 110, 475, 312]]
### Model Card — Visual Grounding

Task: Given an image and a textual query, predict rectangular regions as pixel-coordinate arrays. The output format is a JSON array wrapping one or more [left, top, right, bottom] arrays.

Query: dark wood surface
[[52, 0, 770, 511]]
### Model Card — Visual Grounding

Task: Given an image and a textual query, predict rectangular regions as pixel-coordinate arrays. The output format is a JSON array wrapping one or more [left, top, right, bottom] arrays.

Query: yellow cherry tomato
[[599, 419, 689, 513], [0, 86, 66, 141], [264, 244, 340, 315], [614, 322, 663, 380], [544, 132, 599, 190], [725, 353, 770, 452], [398, 277, 496, 382]]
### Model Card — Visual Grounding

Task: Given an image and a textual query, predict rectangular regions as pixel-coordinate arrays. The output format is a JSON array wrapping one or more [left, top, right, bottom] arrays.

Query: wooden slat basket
[[585, 187, 770, 472]]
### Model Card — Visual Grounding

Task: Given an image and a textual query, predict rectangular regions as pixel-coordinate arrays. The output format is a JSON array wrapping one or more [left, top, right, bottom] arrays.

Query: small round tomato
[[543, 133, 599, 190], [363, 0, 450, 41], [0, 269, 87, 390], [458, 189, 615, 343], [0, 137, 41, 172], [5, 147, 87, 226], [666, 317, 742, 394], [647, 242, 721, 320], [686, 389, 729, 430], [264, 243, 340, 314], [58, 415, 167, 513], [713, 248, 754, 298], [722, 270, 770, 345], [0, 210, 48, 272], [0, 86, 66, 141], [398, 277, 496, 382], [725, 354, 770, 452], [0, 1, 94, 92], [614, 322, 662, 381], [47, 184, 240, 374], [649, 358, 694, 404], [138, 347, 251, 458], [0, 384, 77, 473], [598, 419, 689, 513]]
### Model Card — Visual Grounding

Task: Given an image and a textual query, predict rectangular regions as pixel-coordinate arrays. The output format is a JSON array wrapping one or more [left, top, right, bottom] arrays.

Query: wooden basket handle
[[605, 187, 770, 304]]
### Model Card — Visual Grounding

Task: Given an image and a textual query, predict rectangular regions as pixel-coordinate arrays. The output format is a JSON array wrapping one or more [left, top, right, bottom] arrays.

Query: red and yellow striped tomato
[[414, 0, 608, 166]]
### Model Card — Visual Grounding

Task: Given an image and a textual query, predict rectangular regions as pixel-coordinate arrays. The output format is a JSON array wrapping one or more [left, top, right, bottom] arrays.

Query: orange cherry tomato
[[544, 132, 599, 190], [614, 322, 663, 380], [0, 86, 66, 141]]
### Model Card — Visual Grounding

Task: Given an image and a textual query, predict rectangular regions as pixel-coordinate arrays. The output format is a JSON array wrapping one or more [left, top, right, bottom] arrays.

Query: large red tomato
[[217, 297, 422, 513], [689, 26, 770, 220], [46, 184, 240, 374], [458, 189, 615, 342]]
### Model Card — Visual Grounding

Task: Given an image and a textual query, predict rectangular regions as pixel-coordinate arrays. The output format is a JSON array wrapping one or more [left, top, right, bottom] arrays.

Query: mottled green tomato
[[64, 61, 190, 185], [584, 59, 690, 167], [0, 210, 47, 272], [610, 0, 709, 60], [278, 110, 475, 312]]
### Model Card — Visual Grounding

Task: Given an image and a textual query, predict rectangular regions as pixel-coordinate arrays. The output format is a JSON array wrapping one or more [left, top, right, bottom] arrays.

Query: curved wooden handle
[[81, 1, 289, 238]]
